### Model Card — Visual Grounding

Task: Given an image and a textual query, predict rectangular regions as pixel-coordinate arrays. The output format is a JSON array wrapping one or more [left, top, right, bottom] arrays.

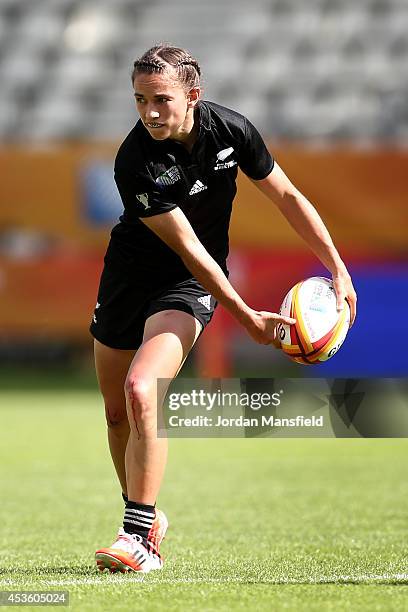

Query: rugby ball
[[279, 277, 350, 365]]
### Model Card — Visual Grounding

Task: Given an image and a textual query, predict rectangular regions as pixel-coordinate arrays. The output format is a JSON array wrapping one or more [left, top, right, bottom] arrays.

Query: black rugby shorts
[[89, 263, 217, 350]]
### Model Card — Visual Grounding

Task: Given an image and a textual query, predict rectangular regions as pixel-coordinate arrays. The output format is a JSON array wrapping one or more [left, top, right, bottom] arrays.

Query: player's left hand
[[332, 270, 357, 327]]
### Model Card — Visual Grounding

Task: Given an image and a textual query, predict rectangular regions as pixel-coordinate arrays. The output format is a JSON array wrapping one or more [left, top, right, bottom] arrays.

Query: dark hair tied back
[[132, 44, 201, 90], [133, 59, 165, 72], [176, 59, 201, 76]]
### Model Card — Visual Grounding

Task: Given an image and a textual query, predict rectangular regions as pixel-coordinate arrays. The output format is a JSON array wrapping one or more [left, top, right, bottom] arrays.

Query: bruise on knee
[[124, 384, 157, 439]]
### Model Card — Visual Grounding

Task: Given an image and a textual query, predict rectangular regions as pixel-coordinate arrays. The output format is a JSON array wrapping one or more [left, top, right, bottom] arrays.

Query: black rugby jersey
[[107, 100, 274, 284]]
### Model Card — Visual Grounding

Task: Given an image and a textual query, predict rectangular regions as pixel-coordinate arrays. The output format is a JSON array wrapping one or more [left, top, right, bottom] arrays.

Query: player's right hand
[[244, 310, 296, 348]]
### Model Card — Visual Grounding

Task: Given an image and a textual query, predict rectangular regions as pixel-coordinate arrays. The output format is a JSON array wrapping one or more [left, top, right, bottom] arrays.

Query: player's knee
[[104, 404, 128, 428], [124, 377, 155, 424], [124, 375, 149, 402]]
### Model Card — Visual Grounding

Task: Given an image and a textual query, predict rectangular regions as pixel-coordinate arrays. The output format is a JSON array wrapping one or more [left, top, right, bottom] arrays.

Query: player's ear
[[187, 87, 200, 108]]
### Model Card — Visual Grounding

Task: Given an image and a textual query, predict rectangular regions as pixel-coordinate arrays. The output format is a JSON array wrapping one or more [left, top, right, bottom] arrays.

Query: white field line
[[1, 574, 408, 587]]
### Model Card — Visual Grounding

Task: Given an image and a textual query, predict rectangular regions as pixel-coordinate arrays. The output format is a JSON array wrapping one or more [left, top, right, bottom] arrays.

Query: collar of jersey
[[197, 101, 212, 131]]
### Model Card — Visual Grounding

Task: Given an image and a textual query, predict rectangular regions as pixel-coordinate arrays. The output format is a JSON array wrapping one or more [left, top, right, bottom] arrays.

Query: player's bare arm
[[251, 163, 357, 325], [141, 208, 296, 346]]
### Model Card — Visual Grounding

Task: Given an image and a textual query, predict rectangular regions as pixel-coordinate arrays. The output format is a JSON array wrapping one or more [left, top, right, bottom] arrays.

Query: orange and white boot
[[95, 509, 168, 573]]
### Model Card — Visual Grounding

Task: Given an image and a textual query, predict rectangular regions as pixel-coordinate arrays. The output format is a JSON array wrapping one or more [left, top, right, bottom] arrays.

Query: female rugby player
[[92, 44, 357, 573]]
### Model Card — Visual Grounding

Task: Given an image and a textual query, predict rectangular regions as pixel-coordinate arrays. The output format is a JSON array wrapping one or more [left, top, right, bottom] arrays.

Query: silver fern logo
[[214, 147, 237, 171]]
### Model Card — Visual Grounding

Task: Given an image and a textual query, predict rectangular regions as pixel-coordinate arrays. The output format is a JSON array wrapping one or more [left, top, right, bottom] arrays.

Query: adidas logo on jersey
[[189, 180, 207, 195], [197, 295, 212, 311]]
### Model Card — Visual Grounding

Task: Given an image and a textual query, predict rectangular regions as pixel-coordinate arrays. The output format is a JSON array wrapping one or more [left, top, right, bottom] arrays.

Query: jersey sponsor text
[[155, 166, 181, 186]]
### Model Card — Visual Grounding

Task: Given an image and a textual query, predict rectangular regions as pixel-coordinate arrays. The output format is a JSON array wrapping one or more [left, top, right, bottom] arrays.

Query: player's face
[[133, 73, 199, 142]]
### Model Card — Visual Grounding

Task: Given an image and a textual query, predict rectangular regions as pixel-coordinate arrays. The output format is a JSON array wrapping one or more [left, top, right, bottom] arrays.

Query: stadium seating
[[0, 0, 407, 141]]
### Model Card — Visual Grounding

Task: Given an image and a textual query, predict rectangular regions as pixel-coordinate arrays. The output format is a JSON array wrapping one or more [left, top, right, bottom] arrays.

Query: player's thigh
[[94, 339, 136, 423], [125, 309, 201, 402]]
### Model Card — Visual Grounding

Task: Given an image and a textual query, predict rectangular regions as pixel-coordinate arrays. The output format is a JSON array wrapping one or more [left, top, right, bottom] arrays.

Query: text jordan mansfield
[[167, 415, 324, 428]]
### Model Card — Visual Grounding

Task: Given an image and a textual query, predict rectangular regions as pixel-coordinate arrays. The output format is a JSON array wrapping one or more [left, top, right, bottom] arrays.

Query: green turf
[[1, 390, 407, 611]]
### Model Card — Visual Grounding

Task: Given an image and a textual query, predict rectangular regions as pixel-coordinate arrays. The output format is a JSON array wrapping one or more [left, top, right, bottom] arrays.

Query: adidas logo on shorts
[[197, 295, 211, 311], [189, 180, 207, 195], [92, 301, 100, 324]]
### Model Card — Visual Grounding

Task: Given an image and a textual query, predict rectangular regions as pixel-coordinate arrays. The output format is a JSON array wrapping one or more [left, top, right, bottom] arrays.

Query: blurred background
[[0, 0, 407, 390]]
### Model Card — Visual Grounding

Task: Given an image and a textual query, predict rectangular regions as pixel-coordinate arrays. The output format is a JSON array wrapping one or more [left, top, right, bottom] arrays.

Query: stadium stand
[[0, 0, 407, 141]]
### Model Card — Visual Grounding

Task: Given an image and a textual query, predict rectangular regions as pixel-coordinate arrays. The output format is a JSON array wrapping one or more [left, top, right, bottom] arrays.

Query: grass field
[[1, 388, 408, 611]]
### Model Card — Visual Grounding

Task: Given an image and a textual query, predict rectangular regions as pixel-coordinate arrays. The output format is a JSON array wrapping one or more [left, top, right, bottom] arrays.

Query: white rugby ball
[[279, 277, 350, 365]]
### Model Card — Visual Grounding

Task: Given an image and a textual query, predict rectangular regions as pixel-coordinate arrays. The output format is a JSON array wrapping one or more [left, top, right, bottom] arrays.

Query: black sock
[[123, 501, 155, 540], [122, 492, 128, 505]]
